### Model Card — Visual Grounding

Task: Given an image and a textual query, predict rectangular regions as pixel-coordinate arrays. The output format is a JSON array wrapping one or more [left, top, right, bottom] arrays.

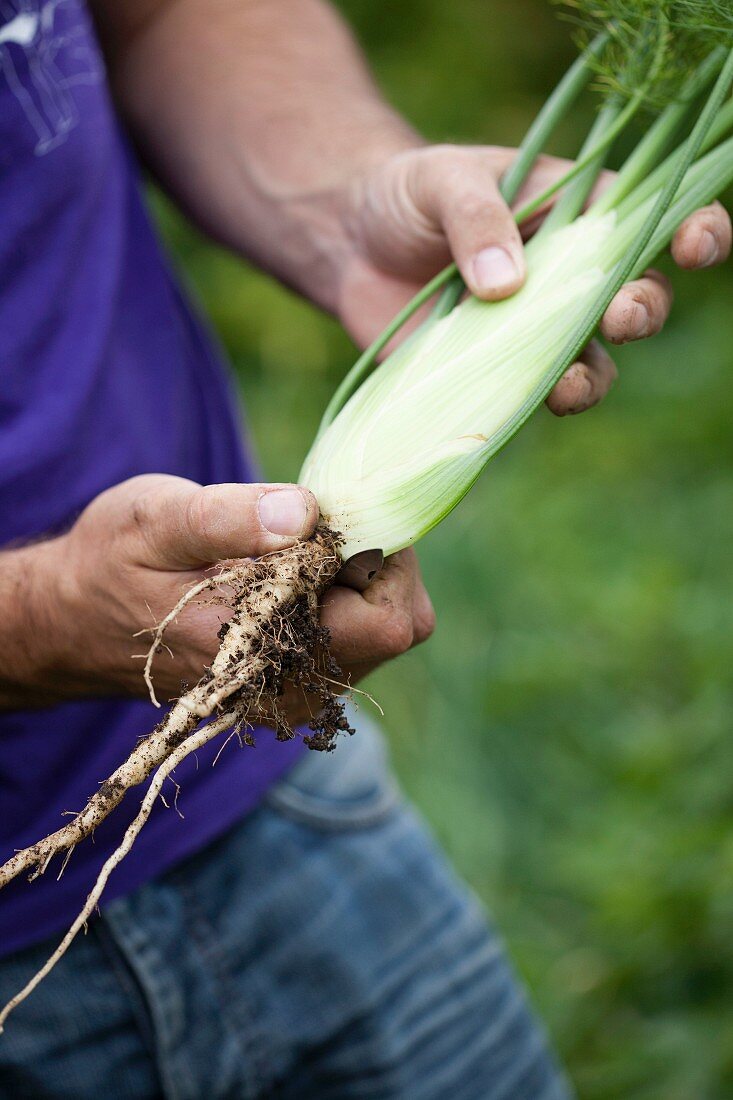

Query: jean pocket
[[265, 710, 402, 831]]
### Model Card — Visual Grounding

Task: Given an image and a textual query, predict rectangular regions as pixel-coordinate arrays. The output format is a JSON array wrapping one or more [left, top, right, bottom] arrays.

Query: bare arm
[[91, 0, 420, 314], [91, 0, 731, 377], [10, 0, 713, 720], [0, 542, 62, 709]]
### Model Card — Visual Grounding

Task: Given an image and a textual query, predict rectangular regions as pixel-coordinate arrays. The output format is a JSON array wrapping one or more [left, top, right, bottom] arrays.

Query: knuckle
[[645, 271, 673, 310], [183, 486, 219, 545], [425, 142, 464, 169], [628, 284, 652, 313], [413, 605, 436, 645], [425, 146, 481, 191], [482, 144, 516, 172], [130, 495, 154, 532], [674, 206, 732, 265], [125, 490, 163, 540], [600, 303, 624, 343], [381, 608, 414, 656], [125, 473, 170, 493], [635, 294, 663, 335], [646, 300, 668, 332], [83, 476, 148, 527], [692, 205, 726, 233], [407, 145, 452, 195], [603, 291, 650, 342], [671, 220, 702, 262], [108, 475, 176, 534], [458, 194, 491, 222]]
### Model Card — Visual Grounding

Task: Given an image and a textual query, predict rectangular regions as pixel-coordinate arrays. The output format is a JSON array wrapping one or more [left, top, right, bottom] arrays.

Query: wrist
[[0, 538, 73, 707], [266, 127, 425, 317]]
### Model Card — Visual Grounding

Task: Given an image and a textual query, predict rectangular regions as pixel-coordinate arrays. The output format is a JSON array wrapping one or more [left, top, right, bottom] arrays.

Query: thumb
[[406, 146, 527, 301], [116, 476, 319, 569]]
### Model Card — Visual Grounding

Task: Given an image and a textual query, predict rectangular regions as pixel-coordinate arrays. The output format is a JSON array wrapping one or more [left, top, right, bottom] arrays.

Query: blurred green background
[[152, 2, 733, 1096]]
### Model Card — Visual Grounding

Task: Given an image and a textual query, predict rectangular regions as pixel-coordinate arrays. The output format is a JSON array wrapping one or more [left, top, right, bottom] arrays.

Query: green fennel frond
[[558, 1, 733, 105]]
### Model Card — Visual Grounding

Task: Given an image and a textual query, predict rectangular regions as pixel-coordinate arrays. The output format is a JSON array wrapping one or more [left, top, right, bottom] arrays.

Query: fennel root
[[0, 527, 347, 1032]]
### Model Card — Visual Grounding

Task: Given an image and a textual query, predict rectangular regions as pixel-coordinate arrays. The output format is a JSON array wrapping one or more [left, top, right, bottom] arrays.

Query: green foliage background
[[154, 3, 733, 1095]]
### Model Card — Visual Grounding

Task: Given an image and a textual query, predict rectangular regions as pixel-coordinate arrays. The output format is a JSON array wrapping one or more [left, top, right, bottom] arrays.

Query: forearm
[[94, 0, 421, 311]]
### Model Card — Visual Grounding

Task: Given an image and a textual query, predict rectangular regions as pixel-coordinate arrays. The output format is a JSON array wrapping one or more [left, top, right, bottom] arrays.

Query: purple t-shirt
[[0, 0, 304, 957]]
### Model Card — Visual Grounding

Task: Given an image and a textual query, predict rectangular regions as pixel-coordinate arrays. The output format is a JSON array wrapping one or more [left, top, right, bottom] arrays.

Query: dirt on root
[[222, 526, 355, 752]]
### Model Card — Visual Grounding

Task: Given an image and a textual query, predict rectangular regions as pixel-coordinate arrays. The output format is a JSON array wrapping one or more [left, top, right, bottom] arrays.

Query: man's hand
[[0, 476, 432, 718], [85, 0, 730, 711], [337, 144, 733, 415], [98, 1, 732, 417]]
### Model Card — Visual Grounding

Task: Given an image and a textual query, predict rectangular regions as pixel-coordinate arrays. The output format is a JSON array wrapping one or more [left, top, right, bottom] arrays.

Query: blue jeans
[[0, 719, 572, 1099]]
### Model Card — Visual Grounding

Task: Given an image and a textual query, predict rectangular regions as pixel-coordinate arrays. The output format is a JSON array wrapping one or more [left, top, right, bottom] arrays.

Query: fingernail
[[696, 229, 719, 268], [472, 247, 520, 294], [336, 549, 385, 592], [258, 488, 307, 536]]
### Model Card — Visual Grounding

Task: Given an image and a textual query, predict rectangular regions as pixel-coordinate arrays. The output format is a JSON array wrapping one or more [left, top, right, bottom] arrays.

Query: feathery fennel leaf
[[559, 1, 733, 105]]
